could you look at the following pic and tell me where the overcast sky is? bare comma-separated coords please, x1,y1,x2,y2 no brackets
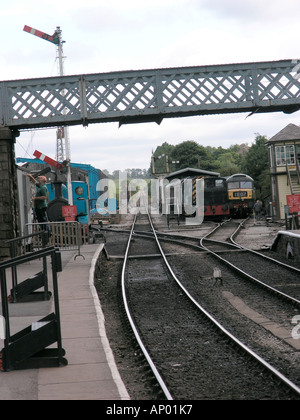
2,0,300,172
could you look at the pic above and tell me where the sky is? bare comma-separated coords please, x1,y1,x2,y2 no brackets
2,0,300,172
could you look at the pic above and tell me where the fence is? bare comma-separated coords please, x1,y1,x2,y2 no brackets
26,221,89,259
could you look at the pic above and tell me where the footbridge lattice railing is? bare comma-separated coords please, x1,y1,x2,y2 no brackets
1,59,300,130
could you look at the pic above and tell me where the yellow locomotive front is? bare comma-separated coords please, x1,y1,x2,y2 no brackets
227,174,255,217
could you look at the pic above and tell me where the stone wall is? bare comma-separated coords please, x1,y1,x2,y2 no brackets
0,129,19,260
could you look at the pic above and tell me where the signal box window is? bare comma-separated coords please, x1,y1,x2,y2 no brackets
275,145,295,166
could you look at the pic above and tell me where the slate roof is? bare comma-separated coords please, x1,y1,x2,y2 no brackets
268,123,300,143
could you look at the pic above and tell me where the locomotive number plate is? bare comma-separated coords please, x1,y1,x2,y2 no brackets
233,191,247,197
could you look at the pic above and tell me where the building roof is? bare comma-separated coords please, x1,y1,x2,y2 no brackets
268,123,300,143
165,167,220,180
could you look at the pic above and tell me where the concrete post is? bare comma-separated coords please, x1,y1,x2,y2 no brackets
0,128,20,260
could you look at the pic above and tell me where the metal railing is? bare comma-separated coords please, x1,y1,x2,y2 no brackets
6,230,49,258
5,231,50,302
0,247,67,370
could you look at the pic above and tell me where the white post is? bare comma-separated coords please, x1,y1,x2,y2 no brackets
56,27,73,205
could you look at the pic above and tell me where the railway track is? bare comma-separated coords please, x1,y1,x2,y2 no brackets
200,219,300,303
119,212,300,400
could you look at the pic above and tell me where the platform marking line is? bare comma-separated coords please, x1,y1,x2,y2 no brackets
89,245,130,400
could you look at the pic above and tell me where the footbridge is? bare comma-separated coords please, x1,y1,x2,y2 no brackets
1,58,300,258
1,59,300,130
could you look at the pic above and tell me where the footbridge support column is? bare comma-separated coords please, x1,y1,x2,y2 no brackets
0,128,20,260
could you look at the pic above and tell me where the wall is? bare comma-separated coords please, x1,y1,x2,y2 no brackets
277,175,292,219
0,129,19,260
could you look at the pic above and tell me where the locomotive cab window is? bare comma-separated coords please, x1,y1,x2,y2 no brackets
227,181,239,189
228,180,252,189
240,181,252,189
215,179,225,187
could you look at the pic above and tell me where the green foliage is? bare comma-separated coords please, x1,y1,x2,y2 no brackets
241,134,268,178
152,140,248,176
240,134,270,199
151,142,176,173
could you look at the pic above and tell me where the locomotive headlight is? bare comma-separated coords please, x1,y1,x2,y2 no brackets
75,186,84,196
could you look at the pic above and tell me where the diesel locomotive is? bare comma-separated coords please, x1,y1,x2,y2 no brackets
226,173,255,217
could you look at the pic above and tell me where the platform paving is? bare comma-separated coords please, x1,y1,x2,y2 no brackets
0,244,130,400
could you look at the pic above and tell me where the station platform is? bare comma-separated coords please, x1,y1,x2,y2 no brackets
270,230,300,262
0,244,130,400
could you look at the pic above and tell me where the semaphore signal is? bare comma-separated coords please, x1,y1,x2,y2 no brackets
23,25,59,45
23,24,73,205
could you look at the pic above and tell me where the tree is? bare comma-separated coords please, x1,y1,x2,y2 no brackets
172,141,209,171
151,142,175,174
242,135,268,178
214,151,240,176
125,168,150,179
241,134,270,199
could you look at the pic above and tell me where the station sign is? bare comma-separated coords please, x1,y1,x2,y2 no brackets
62,205,77,221
287,194,300,213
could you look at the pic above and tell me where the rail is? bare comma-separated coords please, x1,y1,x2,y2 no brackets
121,214,173,400
149,215,300,396
201,220,300,306
122,214,300,399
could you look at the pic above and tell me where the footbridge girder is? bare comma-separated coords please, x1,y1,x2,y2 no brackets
1,59,300,130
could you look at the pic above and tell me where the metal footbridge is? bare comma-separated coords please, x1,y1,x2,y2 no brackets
1,59,300,130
